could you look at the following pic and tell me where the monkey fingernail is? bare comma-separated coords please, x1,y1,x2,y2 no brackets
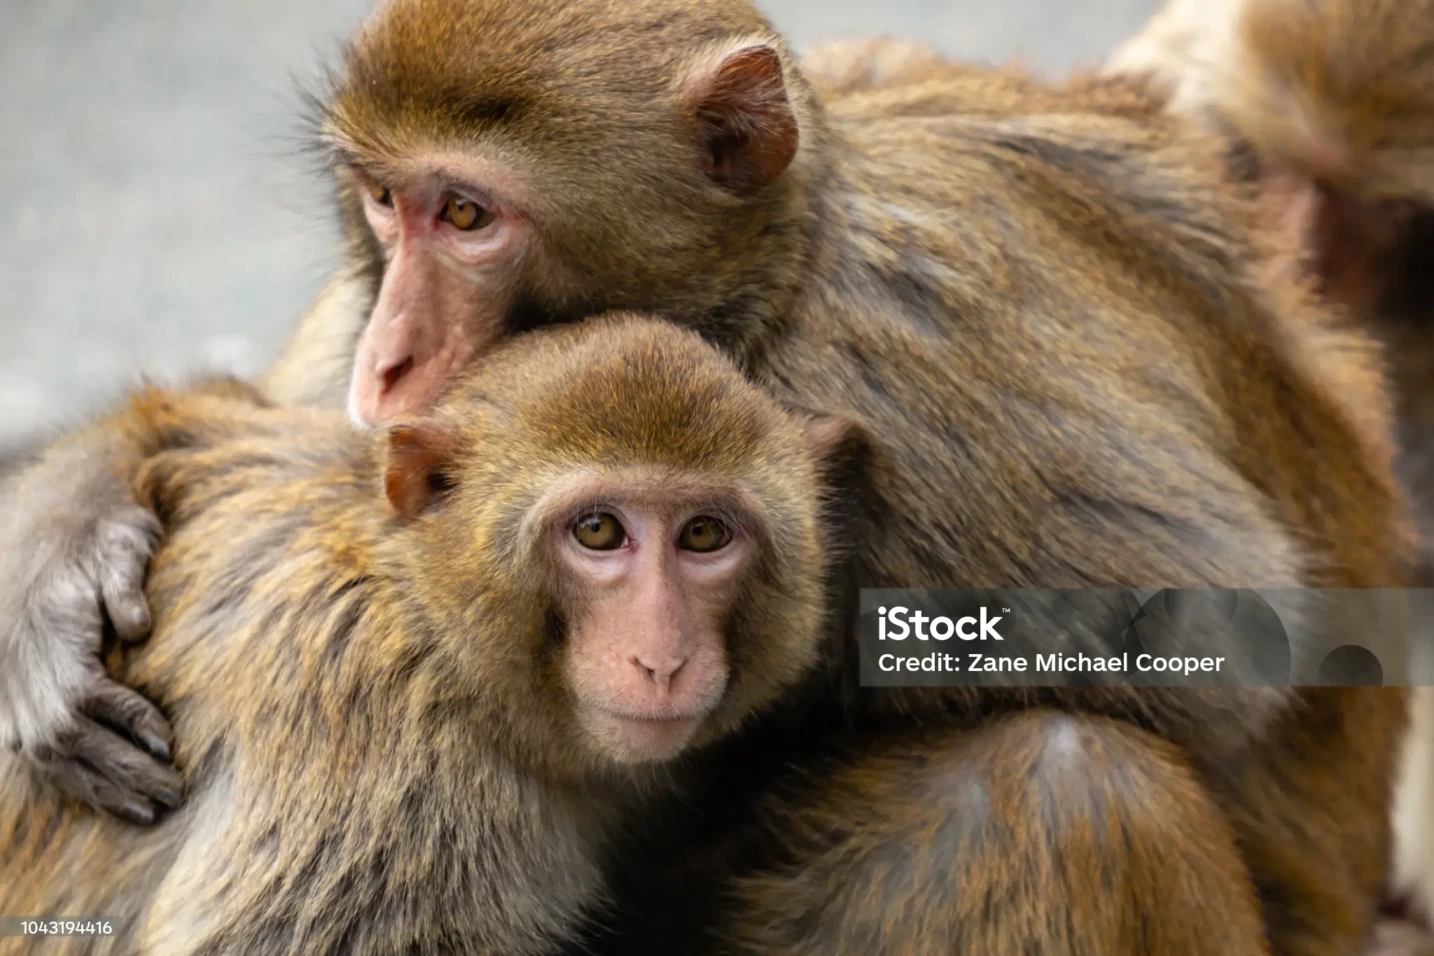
127,601,152,635
117,800,156,826
139,732,172,763
115,600,152,642
154,785,182,809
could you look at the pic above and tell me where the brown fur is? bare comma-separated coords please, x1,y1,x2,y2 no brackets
0,316,832,955
800,37,965,99
3,0,1415,951
802,36,1171,124
303,2,1416,952
726,712,1272,956
1111,0,1434,934
274,2,1415,951
1157,0,1434,568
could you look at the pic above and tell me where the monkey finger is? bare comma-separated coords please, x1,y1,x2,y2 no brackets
34,753,165,826
63,717,184,814
102,587,151,644
94,510,160,643
81,679,175,765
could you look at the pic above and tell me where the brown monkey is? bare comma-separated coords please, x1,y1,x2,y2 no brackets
1110,0,1434,932
0,1,1412,953
1112,0,1434,567
0,314,842,955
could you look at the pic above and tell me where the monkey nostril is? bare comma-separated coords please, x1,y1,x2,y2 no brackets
379,356,416,394
632,657,661,684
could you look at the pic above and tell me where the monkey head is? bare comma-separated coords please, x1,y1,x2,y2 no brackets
320,0,818,425
1180,0,1434,318
375,314,854,778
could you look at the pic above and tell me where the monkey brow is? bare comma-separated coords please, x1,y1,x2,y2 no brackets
450,96,521,128
527,473,764,536
330,79,524,148
318,131,394,174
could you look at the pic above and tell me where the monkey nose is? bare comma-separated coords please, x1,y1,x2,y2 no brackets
631,653,688,693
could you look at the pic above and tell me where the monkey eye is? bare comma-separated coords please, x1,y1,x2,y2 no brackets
362,177,394,208
573,512,627,551
441,195,495,232
678,516,732,553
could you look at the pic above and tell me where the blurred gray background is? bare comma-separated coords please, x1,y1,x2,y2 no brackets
0,0,1159,460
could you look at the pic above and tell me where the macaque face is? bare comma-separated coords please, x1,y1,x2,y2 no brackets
346,160,535,425
380,317,834,780
327,0,804,432
539,477,759,763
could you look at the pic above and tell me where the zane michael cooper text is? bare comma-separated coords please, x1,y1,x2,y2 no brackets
872,605,1229,676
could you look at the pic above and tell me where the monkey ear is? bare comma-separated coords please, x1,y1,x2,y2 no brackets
802,415,871,487
1264,171,1404,310
384,424,460,519
684,43,799,193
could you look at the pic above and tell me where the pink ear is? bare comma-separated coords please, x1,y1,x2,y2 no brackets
685,43,799,193
384,424,459,518
802,415,870,485
1264,170,1403,312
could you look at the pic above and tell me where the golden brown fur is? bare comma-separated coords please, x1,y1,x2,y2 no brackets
0,315,833,955
726,712,1272,956
314,3,1412,953
800,37,965,99
0,0,1416,952
1111,0,1434,934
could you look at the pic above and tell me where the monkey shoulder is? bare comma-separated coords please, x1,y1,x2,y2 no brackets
777,110,1378,588
128,418,389,715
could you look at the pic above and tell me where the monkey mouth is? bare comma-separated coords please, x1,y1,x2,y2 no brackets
597,703,711,723
579,706,708,764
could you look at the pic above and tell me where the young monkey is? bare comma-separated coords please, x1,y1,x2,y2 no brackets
0,314,848,955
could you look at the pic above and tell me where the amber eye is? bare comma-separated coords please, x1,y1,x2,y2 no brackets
362,177,393,207
678,516,732,553
441,196,494,231
573,512,626,551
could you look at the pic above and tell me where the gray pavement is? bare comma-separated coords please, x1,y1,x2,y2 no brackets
0,0,1159,458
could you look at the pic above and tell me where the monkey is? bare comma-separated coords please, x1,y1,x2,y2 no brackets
0,313,851,955
0,0,1413,952
1109,0,1434,569
1107,0,1434,934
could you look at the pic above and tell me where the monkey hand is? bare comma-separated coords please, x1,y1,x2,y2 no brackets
0,434,183,824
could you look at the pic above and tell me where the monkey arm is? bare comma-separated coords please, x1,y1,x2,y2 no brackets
0,418,176,823
118,377,274,460
0,374,271,826
1,183,367,828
